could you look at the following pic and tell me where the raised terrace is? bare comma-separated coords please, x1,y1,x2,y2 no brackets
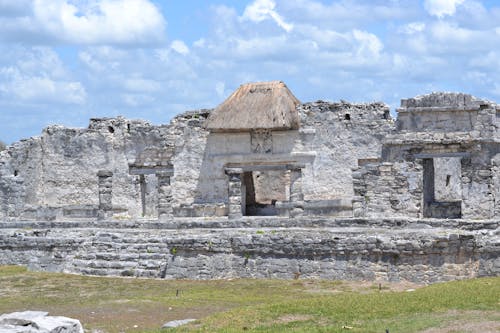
0,83,499,283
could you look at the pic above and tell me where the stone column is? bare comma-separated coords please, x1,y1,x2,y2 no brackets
225,168,243,219
97,170,113,220
157,170,173,219
289,167,304,217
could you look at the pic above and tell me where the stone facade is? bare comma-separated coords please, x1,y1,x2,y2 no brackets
354,92,500,220
0,84,499,283
0,90,498,220
0,85,396,220
0,218,498,283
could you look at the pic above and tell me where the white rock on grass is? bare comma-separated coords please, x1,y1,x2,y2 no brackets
0,311,83,333
161,319,196,329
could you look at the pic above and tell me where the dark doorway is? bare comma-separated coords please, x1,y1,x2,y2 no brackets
242,170,288,216
422,158,462,218
136,173,158,218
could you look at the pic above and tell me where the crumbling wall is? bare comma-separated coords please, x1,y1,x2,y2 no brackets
299,101,394,201
167,111,211,207
461,157,495,219
493,154,500,217
0,138,44,218
434,157,462,201
0,100,395,220
396,93,488,132
0,219,498,283
353,161,422,218
0,117,174,220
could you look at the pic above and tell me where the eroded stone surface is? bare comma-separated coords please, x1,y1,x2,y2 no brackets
0,218,498,283
0,311,83,333
0,87,499,283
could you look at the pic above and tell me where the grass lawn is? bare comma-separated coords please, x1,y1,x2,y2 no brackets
0,266,498,332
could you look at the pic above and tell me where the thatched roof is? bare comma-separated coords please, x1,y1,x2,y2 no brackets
206,81,301,132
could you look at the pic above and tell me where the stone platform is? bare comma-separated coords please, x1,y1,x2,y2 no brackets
0,217,498,284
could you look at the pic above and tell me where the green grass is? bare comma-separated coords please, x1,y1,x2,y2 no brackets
0,266,498,333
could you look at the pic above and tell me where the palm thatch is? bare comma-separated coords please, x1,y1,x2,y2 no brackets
206,81,301,132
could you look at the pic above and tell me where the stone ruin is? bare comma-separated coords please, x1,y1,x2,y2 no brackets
0,81,498,283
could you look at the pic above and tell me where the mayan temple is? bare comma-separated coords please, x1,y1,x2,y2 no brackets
0,81,498,283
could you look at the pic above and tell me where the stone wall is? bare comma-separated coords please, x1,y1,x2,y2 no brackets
461,157,496,219
0,95,408,221
354,92,500,220
396,92,489,132
0,117,175,220
298,101,394,201
0,218,498,283
434,157,462,201
0,92,497,221
353,161,422,218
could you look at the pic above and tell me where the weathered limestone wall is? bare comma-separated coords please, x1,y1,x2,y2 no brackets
434,157,462,202
298,101,394,201
0,92,496,221
353,161,423,218
493,154,500,217
169,101,394,217
253,170,289,204
355,93,500,220
0,218,498,283
396,93,486,132
461,157,496,219
0,117,174,220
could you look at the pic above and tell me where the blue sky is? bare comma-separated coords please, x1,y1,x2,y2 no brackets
1,0,500,143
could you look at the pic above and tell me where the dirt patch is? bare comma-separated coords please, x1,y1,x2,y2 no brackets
420,320,500,333
275,314,313,324
301,279,425,294
419,310,500,333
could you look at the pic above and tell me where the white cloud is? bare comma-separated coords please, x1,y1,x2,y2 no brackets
1,0,167,45
170,40,190,55
296,25,349,50
0,47,86,105
398,22,426,35
431,21,474,41
0,66,86,105
279,0,417,30
424,0,465,18
242,0,293,32
4,0,500,146
0,71,86,104
352,30,383,59
79,51,106,72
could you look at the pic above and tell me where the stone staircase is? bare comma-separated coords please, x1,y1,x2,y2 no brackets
0,218,498,283
68,231,171,278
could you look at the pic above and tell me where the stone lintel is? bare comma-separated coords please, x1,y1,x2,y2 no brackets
225,163,305,172
224,167,243,175
414,152,471,159
155,169,174,178
129,165,173,176
97,170,113,177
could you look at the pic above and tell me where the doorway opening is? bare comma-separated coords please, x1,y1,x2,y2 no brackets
422,157,462,218
137,174,158,217
242,170,289,216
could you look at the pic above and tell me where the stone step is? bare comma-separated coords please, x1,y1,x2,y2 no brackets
84,241,170,251
70,258,165,272
74,251,168,261
70,266,161,278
